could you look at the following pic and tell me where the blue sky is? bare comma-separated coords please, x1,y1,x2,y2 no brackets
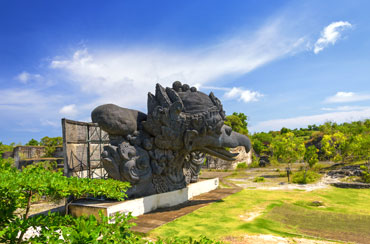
1,0,370,144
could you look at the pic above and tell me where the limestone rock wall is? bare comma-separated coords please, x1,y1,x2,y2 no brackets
205,146,252,170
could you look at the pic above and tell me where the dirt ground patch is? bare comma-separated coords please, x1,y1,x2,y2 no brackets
229,175,340,191
223,234,340,244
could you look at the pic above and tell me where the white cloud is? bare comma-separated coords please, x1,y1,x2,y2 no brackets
321,105,370,111
50,21,306,111
249,107,370,132
0,89,66,129
314,21,352,54
15,71,42,84
325,91,370,103
40,119,59,127
59,104,78,117
223,87,263,103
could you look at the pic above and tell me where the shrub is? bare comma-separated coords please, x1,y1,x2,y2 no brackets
292,170,321,184
0,161,130,243
236,162,247,169
253,176,265,182
360,165,370,183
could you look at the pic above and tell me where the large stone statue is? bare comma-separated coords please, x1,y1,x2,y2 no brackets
91,81,251,198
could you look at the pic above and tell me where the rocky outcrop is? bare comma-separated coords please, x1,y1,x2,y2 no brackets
332,182,370,189
205,146,252,170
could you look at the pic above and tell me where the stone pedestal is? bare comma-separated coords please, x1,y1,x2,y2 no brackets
68,178,219,222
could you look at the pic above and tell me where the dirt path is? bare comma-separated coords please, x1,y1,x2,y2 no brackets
224,234,341,244
230,175,340,191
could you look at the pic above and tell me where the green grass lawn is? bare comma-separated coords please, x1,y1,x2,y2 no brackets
149,187,370,243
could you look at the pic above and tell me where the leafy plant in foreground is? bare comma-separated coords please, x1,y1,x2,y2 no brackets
0,160,130,243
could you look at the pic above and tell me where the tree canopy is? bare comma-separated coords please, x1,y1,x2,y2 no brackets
224,112,248,135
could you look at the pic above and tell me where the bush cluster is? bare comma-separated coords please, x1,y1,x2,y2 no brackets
292,170,321,184
236,162,247,169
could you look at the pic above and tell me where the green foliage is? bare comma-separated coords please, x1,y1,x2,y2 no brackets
224,112,248,135
251,132,273,156
253,176,265,182
58,211,140,243
236,162,247,169
39,136,63,157
280,127,291,134
0,142,14,158
251,119,370,165
360,165,370,183
292,170,320,184
321,132,347,162
304,145,319,168
269,132,306,165
0,162,130,243
347,134,370,162
26,139,39,146
39,136,63,147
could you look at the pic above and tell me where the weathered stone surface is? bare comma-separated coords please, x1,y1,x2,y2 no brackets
205,146,252,170
92,104,147,136
327,164,369,177
332,182,370,189
91,81,252,198
12,146,64,169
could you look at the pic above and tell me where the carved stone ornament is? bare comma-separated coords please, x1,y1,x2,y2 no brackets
91,81,252,198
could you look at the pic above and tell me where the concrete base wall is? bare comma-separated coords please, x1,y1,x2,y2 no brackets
69,178,219,222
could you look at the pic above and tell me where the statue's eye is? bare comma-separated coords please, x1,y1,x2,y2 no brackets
225,126,232,136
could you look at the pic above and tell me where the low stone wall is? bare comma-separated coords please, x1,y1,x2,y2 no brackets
12,146,64,169
1,151,13,159
18,158,64,170
332,182,370,189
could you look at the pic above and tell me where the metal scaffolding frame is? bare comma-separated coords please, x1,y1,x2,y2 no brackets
62,118,109,179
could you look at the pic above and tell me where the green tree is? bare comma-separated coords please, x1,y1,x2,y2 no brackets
251,132,273,156
269,132,306,165
224,112,248,135
25,139,39,146
347,134,370,162
304,145,319,168
280,127,291,134
39,136,63,157
321,132,347,162
40,136,63,147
